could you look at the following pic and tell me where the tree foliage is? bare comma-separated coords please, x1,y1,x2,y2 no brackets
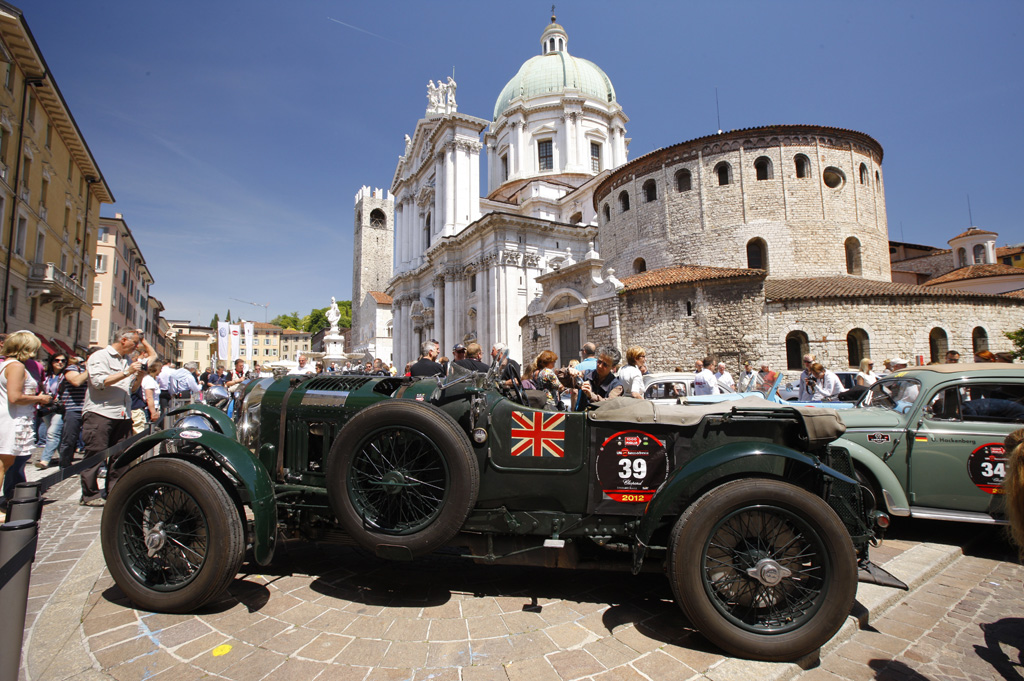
1005,327,1024,361
271,300,352,333
210,312,220,328
226,309,232,323
270,311,303,330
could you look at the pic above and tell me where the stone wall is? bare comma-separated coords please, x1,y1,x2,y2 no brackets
890,251,955,279
351,188,394,350
594,126,890,283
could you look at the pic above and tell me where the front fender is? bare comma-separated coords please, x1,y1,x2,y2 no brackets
835,437,911,516
637,442,856,547
167,402,236,439
110,428,276,565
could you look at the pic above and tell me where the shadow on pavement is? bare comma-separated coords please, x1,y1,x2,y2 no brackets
975,618,1024,681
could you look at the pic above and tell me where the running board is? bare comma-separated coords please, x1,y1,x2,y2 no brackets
858,561,908,590
910,506,1007,525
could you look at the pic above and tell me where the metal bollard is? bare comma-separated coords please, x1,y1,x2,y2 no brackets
5,497,41,523
0,519,38,681
12,481,41,501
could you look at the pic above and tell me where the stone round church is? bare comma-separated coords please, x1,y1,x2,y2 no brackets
350,16,1022,375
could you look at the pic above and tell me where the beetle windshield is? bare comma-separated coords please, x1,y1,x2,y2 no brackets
860,377,922,412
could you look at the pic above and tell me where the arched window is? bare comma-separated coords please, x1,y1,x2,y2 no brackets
549,38,555,53
754,156,773,181
875,170,880,184
973,244,986,264
619,191,630,212
795,154,811,179
633,258,646,274
686,301,693,316
957,248,968,268
845,237,862,275
859,163,869,185
603,204,610,222
746,238,768,270
675,169,692,192
424,213,431,249
972,327,989,355
786,331,809,371
929,327,949,364
822,167,846,189
370,208,386,229
715,162,733,186
569,212,582,225
847,328,869,368
643,179,657,202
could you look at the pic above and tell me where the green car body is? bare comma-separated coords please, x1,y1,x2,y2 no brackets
836,363,1023,525
99,361,900,662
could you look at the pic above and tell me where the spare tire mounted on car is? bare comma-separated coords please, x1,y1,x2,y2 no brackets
326,400,480,559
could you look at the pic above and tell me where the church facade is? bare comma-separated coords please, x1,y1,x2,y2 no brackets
351,16,1023,374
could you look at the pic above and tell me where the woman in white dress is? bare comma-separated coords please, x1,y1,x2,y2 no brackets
1,331,54,507
618,346,647,398
856,358,879,387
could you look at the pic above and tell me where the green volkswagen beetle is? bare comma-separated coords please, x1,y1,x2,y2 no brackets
96,355,902,662
837,363,1023,525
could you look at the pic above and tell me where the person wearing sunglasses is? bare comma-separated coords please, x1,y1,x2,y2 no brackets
35,354,68,469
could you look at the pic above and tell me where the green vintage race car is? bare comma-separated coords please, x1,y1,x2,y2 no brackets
98,357,900,661
836,362,1023,525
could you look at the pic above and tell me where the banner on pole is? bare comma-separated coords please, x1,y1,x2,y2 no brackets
244,322,254,361
229,324,241,362
217,322,229,361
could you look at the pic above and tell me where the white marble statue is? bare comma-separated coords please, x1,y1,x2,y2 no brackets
446,76,457,113
427,80,441,113
326,296,342,335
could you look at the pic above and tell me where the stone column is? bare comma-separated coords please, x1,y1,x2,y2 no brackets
509,122,519,178
434,153,444,244
434,277,445,353
444,271,456,352
444,144,455,235
469,143,481,223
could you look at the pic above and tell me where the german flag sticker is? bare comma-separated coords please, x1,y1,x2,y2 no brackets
915,435,928,442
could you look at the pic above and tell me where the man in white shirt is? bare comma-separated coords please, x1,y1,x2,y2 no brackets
157,361,175,414
294,354,317,375
715,362,735,391
693,359,719,395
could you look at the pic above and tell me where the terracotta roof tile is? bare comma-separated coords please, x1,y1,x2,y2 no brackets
949,227,998,242
620,265,764,292
764,276,1015,302
997,245,1024,257
922,263,1024,286
369,291,393,305
1003,288,1024,298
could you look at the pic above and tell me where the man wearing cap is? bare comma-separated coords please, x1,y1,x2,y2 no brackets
455,342,489,372
452,343,468,364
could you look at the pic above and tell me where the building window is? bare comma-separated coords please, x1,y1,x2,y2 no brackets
45,123,52,149
618,191,630,212
603,204,610,222
633,258,646,274
3,62,11,90
929,327,949,363
501,154,508,181
754,156,773,181
26,92,35,127
859,163,869,185
6,286,15,316
973,244,986,264
28,297,36,324
675,169,691,192
795,154,811,179
370,209,386,229
686,301,693,316
847,328,869,368
34,232,44,264
957,247,968,268
746,238,768,271
845,237,862,275
642,180,657,202
972,327,988,355
469,274,476,293
786,331,809,370
54,310,61,332
715,162,732,186
14,217,26,257
538,140,553,171
590,142,601,172
95,254,107,272
875,170,880,185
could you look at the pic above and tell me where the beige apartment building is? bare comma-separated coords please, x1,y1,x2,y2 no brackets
90,214,154,347
240,322,311,365
166,320,214,368
0,2,114,355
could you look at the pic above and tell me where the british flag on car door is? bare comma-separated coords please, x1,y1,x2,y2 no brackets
510,411,566,457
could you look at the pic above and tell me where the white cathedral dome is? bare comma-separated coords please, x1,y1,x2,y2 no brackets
492,18,617,120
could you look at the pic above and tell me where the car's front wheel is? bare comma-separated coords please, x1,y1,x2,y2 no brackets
667,478,857,661
101,458,245,613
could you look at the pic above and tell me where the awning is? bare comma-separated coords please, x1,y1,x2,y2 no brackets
34,333,58,356
51,338,74,355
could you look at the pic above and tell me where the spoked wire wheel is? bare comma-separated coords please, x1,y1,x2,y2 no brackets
347,425,450,534
328,400,479,558
668,479,857,661
101,458,244,613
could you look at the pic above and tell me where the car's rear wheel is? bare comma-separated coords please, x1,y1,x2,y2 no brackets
667,478,857,661
326,400,479,558
101,458,244,613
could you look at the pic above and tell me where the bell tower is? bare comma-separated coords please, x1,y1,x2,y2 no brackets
351,186,394,351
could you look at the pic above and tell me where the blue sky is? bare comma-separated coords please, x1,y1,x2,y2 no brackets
24,1,1024,326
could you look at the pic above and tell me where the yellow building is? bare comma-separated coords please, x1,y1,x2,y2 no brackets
241,322,311,365
166,320,214,368
0,3,114,354
90,214,153,347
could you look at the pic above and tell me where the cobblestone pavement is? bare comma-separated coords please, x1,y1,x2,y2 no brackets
14,473,1024,681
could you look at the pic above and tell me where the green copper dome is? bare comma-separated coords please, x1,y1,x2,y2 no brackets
493,51,617,121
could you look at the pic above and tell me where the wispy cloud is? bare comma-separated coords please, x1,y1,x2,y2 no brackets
326,16,404,46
